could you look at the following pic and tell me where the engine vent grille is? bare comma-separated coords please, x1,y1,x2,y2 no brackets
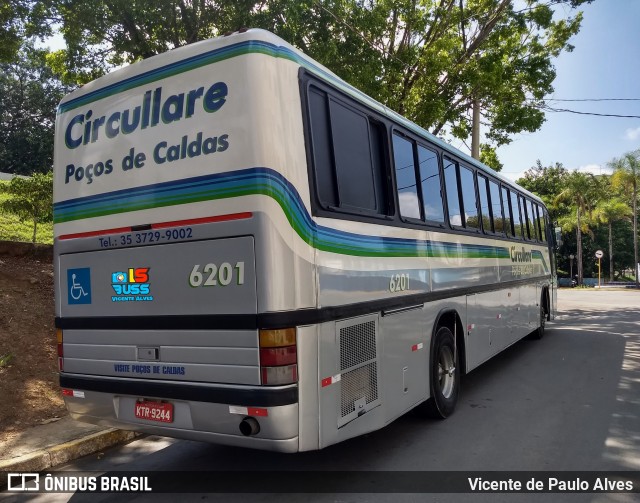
337,316,379,426
339,320,376,371
340,362,378,418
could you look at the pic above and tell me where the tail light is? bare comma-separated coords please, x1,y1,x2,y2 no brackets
259,328,297,385
57,328,64,371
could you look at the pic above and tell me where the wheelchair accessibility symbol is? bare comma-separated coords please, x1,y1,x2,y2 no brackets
67,268,92,305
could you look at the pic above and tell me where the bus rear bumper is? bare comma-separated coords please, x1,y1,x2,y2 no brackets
61,374,300,453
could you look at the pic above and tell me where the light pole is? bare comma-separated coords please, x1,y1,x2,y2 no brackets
569,254,575,282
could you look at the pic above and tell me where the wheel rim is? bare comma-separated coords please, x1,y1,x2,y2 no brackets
437,345,455,399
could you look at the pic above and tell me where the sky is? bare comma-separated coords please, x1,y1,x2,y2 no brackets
494,0,640,181
43,1,639,183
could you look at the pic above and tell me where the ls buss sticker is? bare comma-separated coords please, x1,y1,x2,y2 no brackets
111,267,154,302
67,268,92,305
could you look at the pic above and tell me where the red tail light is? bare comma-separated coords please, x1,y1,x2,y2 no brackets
259,346,297,366
259,328,297,385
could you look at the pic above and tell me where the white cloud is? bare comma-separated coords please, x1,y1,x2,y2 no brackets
574,164,612,176
624,127,640,141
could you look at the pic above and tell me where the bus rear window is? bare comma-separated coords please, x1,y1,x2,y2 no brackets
307,85,388,216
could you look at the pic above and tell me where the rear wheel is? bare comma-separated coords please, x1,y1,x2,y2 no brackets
531,297,546,340
419,326,459,419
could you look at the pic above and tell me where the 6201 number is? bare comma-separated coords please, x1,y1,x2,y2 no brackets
389,273,410,292
189,262,245,287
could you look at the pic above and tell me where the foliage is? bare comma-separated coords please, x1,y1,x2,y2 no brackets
609,149,640,286
518,152,639,282
554,171,601,284
41,0,592,161
0,0,53,64
517,160,570,221
0,353,14,368
0,43,73,175
0,172,54,243
479,144,503,172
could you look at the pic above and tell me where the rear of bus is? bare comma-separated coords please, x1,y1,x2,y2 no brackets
54,30,316,452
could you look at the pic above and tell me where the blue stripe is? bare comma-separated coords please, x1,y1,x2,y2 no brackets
54,168,541,261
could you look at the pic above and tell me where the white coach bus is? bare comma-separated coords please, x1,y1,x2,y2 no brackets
54,29,556,452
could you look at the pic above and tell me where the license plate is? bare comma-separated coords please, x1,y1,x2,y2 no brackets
134,401,174,423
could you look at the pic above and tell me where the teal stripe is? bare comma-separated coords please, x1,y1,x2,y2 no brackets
59,41,300,114
55,167,551,268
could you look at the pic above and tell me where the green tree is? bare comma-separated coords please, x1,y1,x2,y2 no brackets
517,160,570,222
45,0,592,159
0,43,71,175
610,149,640,286
593,198,632,282
0,1,53,63
555,171,599,285
0,172,53,243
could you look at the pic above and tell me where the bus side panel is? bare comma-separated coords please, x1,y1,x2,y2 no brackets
296,324,320,452
317,298,471,450
379,308,429,421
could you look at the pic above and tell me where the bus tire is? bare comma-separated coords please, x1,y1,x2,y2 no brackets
420,326,459,419
532,300,546,340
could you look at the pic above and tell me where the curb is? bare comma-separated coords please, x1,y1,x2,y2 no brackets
0,429,140,487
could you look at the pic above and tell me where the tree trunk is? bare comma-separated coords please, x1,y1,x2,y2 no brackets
577,207,583,285
634,181,638,287
32,220,37,244
609,222,614,283
471,98,480,159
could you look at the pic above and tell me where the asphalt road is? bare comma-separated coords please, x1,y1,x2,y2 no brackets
8,289,640,502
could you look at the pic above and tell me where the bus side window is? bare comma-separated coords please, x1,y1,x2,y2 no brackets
489,180,504,233
523,199,531,240
537,204,547,242
526,199,538,241
510,192,523,239
477,174,492,232
417,145,445,224
459,166,479,229
307,85,388,216
502,187,513,237
444,159,462,227
308,87,337,208
328,98,379,212
393,133,421,220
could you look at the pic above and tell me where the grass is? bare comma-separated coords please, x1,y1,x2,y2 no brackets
0,354,14,368
0,181,53,245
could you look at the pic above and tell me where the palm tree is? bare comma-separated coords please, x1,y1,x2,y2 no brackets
593,198,632,282
555,171,597,285
610,149,640,286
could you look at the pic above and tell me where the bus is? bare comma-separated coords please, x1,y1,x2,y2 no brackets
54,29,556,453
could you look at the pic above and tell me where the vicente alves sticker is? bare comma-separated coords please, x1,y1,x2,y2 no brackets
111,267,153,302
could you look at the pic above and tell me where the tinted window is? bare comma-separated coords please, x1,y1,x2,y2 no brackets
511,192,523,238
526,199,538,240
393,134,421,219
417,145,445,223
537,204,547,242
309,88,336,207
444,159,462,226
489,180,504,233
477,174,492,232
368,122,388,214
460,166,478,229
502,187,513,237
329,99,377,211
307,85,388,215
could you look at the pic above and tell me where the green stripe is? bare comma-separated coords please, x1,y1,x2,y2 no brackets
58,42,298,114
